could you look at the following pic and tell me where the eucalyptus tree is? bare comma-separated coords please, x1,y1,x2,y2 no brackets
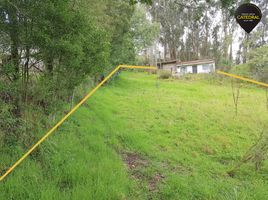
130,4,160,64
150,0,186,60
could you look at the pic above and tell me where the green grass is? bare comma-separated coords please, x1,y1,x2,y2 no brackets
1,71,268,199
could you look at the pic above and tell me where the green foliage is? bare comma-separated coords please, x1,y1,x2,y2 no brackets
110,32,136,65
230,64,251,77
0,80,21,144
131,5,160,53
129,0,152,4
248,45,268,82
230,130,268,175
231,45,268,82
104,0,136,66
0,0,155,177
0,102,18,142
217,57,233,71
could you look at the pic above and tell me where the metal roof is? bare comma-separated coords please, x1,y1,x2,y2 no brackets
158,59,215,66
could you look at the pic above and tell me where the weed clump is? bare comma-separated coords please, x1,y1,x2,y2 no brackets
228,130,268,176
158,70,171,79
201,145,215,155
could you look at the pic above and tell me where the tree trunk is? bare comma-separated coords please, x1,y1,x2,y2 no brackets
8,6,20,81
229,40,233,62
7,4,21,117
47,57,54,75
242,34,249,64
222,11,228,60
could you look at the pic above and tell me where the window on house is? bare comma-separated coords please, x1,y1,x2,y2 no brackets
181,67,186,73
202,64,210,71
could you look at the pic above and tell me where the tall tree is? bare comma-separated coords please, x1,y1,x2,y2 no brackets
130,4,160,64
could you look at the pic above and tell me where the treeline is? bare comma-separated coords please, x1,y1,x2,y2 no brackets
149,0,268,75
0,0,157,154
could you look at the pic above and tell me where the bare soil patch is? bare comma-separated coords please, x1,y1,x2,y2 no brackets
122,152,149,170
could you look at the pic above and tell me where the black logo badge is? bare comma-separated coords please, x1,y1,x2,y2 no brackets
235,3,262,33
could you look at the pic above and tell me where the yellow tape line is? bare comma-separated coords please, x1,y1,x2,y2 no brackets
0,65,157,182
120,65,157,70
217,70,268,88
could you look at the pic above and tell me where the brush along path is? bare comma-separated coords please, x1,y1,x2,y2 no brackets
1,72,268,199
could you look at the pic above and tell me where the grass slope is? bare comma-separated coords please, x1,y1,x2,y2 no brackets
1,71,268,199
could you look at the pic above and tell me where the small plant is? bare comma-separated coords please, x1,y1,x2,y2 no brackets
266,88,268,110
158,70,171,79
231,79,241,116
228,129,268,176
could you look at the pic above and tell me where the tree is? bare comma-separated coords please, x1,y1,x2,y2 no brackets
248,45,268,82
150,0,186,60
130,4,160,64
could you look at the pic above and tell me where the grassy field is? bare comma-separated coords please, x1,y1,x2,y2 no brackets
1,71,268,199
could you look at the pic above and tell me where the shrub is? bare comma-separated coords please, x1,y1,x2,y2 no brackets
158,70,171,79
248,45,268,82
230,64,251,77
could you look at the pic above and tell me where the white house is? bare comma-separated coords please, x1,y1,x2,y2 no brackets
157,59,215,75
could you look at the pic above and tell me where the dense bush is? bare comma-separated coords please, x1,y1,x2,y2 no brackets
248,45,268,82
229,46,268,82
230,64,251,77
158,70,171,79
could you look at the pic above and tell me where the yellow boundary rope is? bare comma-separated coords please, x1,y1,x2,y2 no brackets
0,65,157,182
217,70,268,88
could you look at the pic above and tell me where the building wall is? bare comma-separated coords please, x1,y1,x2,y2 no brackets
212,63,216,71
186,66,192,73
161,61,216,75
197,65,208,73
197,63,215,73
162,63,176,72
178,63,215,74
